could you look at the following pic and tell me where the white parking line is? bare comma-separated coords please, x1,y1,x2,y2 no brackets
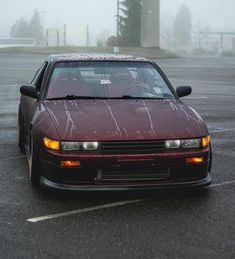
185,95,235,100
163,65,235,69
27,199,143,223
0,105,18,107
0,155,26,161
0,125,17,129
210,128,235,133
185,96,208,99
169,78,235,86
0,94,18,97
27,180,235,223
209,180,235,188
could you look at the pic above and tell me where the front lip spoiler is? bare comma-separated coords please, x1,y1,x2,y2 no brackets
40,175,212,191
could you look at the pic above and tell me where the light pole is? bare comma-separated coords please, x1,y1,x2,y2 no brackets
39,11,46,34
39,10,46,46
116,0,120,38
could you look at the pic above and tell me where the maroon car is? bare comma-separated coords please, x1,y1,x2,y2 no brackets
18,54,212,190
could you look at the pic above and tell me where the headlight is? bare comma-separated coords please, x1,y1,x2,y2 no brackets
165,137,210,149
180,139,201,148
61,141,99,151
82,142,99,150
61,142,80,151
165,140,180,149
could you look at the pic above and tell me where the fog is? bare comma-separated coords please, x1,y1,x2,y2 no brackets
0,0,117,37
1,0,235,33
162,0,235,29
0,0,235,53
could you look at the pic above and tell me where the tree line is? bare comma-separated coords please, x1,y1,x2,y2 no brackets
109,1,192,48
10,9,43,45
10,1,192,48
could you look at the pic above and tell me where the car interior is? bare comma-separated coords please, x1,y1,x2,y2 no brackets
46,63,173,99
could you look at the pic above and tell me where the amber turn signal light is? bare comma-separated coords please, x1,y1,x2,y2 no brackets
43,137,60,151
186,157,204,164
61,160,81,167
202,136,211,148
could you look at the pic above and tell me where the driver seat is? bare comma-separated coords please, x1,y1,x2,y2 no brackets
108,69,134,97
47,70,91,98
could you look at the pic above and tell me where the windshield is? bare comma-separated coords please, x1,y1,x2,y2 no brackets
46,61,175,99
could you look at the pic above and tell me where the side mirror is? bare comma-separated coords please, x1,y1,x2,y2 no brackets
176,86,192,98
20,85,39,99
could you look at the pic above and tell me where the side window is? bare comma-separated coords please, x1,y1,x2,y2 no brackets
31,62,48,92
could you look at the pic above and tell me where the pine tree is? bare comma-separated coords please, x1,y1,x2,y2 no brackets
10,9,43,45
10,18,29,38
28,10,43,45
118,0,141,46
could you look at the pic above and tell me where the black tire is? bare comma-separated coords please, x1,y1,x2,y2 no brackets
18,108,25,153
29,131,41,186
209,144,213,172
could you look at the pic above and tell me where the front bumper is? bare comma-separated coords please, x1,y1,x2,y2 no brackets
40,174,212,191
39,148,211,190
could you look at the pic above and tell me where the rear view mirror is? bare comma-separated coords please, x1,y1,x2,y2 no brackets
176,86,192,98
20,85,39,99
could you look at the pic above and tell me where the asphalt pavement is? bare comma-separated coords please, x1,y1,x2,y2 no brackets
0,53,234,258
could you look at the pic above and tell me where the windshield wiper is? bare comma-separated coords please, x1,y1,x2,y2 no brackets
46,95,109,101
46,95,167,101
112,95,166,100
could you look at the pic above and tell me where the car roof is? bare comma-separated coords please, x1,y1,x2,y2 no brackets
47,53,151,63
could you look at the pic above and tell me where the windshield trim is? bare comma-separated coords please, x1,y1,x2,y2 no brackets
43,60,177,101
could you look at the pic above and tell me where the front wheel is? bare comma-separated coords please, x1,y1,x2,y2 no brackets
29,131,40,186
208,144,213,172
18,108,25,153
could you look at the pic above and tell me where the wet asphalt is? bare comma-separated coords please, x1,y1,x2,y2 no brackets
0,53,234,258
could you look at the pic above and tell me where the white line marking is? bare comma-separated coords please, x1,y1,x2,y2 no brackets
210,128,235,133
162,65,235,69
27,199,143,223
0,94,18,97
209,95,235,98
209,180,235,188
185,96,208,99
0,125,17,129
0,155,26,161
185,95,235,99
0,105,18,108
27,179,235,223
0,68,33,72
172,80,234,85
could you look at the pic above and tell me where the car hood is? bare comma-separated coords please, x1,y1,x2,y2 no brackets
44,99,208,141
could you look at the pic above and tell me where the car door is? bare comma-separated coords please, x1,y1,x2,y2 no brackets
22,62,49,146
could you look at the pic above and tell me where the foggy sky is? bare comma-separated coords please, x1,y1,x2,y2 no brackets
161,0,235,30
0,0,235,37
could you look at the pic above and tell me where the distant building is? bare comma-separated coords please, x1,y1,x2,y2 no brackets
232,38,235,51
0,38,35,48
198,28,235,53
63,24,89,47
141,0,160,48
46,28,59,47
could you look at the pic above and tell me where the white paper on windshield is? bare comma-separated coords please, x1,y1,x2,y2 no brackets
100,79,111,85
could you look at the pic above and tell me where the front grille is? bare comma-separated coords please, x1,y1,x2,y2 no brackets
101,140,165,154
97,168,169,183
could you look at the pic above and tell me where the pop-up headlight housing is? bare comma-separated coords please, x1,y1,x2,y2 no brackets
61,141,99,151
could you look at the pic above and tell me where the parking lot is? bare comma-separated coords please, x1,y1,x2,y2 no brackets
0,53,234,258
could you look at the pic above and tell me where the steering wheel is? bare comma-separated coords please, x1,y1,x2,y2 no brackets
123,83,149,95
